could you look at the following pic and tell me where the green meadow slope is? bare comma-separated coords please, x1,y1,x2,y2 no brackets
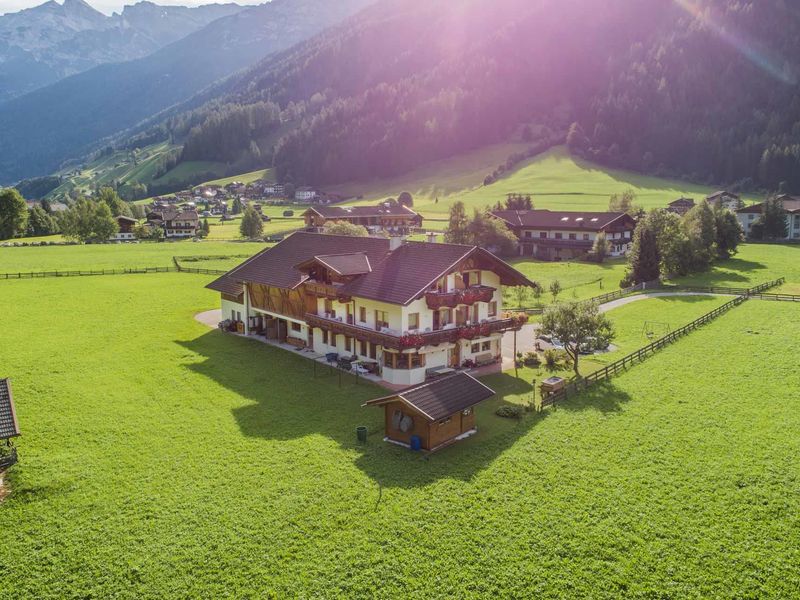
329,145,751,223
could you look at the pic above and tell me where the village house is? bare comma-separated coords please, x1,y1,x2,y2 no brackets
303,203,423,234
207,232,535,386
264,183,285,197
146,208,199,239
295,187,318,202
706,191,742,211
666,197,695,216
364,372,496,451
110,215,138,241
736,195,800,240
490,209,636,260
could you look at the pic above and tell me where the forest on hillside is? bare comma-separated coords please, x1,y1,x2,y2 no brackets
78,0,800,194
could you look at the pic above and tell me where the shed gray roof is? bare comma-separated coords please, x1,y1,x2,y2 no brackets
364,372,495,421
0,379,20,439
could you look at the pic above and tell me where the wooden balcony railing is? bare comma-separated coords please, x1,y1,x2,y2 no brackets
303,281,351,302
305,312,527,350
425,285,496,310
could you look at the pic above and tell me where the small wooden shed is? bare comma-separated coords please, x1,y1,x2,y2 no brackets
364,372,495,451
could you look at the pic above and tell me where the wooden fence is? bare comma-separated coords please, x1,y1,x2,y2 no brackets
172,256,228,275
673,277,785,296
540,294,749,408
0,266,176,279
748,292,800,302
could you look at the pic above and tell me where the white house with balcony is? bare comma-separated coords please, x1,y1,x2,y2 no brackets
737,196,800,240
207,232,536,386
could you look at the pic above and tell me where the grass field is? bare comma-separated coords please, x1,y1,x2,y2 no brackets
150,160,227,187
329,145,739,217
1,273,798,597
0,240,267,272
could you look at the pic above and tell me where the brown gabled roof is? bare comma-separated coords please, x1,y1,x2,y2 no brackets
363,372,495,421
116,215,138,223
295,252,372,276
207,232,536,306
490,209,633,231
306,204,420,219
737,198,800,214
669,197,695,206
0,379,21,439
707,191,740,200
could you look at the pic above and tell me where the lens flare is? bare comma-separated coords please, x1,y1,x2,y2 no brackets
674,0,796,85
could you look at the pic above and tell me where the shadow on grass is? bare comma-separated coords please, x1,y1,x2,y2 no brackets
674,257,768,285
179,330,631,489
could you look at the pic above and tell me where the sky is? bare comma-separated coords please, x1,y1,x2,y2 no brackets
0,0,251,16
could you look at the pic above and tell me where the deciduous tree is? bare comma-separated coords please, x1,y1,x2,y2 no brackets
0,188,29,240
322,220,369,237
239,206,264,239
541,302,614,376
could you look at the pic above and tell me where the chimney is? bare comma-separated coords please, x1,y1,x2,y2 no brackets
389,235,405,251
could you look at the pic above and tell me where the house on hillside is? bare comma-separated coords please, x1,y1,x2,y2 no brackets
490,209,636,260
303,203,423,234
736,196,800,240
206,232,535,386
110,215,138,241
295,187,318,202
364,372,496,451
666,197,695,216
146,208,199,239
264,183,284,197
706,191,742,211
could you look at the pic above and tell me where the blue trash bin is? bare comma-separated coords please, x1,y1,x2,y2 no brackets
409,435,422,451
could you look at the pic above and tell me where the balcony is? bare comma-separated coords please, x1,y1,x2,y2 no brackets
305,312,527,351
303,281,352,302
425,285,496,310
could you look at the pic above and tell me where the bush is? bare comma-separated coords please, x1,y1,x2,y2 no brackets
495,405,523,419
283,210,294,217
543,348,568,369
522,352,541,367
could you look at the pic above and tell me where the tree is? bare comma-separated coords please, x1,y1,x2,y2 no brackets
322,220,369,237
61,198,118,242
590,232,610,263
397,191,414,207
532,284,542,307
684,201,717,271
27,206,59,236
625,219,661,284
0,188,29,240
512,286,528,309
444,201,470,244
714,207,742,258
232,198,244,215
643,209,692,276
549,280,562,303
95,187,131,217
566,122,588,154
283,183,296,200
755,196,788,240
504,194,533,210
135,223,164,241
239,206,264,239
608,189,642,217
540,302,614,377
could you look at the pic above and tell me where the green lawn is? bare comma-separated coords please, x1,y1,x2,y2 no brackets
1,275,798,597
597,295,730,364
202,168,274,187
151,161,227,186
0,240,267,272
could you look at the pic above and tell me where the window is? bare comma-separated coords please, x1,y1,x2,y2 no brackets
583,234,590,241
555,232,563,240
322,330,328,345
291,322,302,332
488,301,497,317
472,303,479,323
324,299,333,315
481,341,491,352
439,308,451,326
359,306,367,322
375,310,389,330
408,312,419,330
231,309,236,320
569,233,576,240
345,336,351,352
471,343,480,353
525,230,532,238
360,340,368,356
539,232,547,239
